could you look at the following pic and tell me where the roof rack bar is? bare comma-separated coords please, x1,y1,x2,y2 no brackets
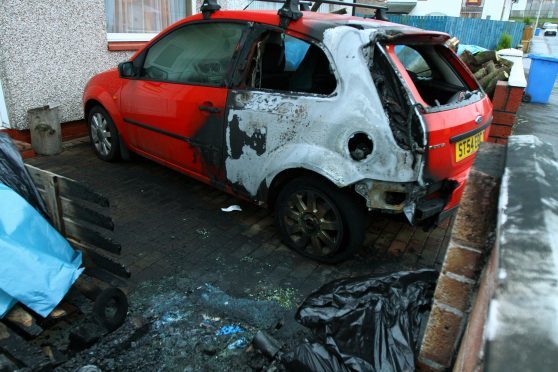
254,0,389,24
277,0,303,27
254,0,387,11
200,0,221,19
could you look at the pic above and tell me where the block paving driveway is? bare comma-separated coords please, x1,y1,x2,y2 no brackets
27,139,452,369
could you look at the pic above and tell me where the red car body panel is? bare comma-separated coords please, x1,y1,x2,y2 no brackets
384,43,492,212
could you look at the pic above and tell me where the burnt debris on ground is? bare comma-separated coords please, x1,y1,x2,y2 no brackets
57,273,302,371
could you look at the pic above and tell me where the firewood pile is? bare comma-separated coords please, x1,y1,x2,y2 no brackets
460,50,513,99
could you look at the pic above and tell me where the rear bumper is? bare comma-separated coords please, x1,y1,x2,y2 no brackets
355,168,469,225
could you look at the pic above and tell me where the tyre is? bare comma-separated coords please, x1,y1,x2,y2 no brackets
522,93,532,103
92,287,128,332
88,105,120,161
275,176,367,263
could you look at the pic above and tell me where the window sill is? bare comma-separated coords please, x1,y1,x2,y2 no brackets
108,41,147,51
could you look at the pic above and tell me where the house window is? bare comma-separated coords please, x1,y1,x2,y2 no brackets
105,0,188,42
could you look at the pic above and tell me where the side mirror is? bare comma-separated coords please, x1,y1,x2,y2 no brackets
118,61,135,78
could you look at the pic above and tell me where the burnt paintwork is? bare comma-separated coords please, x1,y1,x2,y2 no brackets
228,114,267,159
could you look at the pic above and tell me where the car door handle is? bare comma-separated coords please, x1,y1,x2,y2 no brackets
198,105,221,114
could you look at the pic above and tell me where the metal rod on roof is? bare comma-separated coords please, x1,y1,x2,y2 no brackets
253,0,388,11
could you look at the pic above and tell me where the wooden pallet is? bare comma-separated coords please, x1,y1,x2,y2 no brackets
0,165,130,370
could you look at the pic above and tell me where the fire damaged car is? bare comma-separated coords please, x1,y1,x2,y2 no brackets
83,0,492,263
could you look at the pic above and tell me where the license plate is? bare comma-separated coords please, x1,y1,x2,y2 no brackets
455,130,484,162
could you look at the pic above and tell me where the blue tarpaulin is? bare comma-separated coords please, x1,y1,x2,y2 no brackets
0,182,83,318
458,44,488,56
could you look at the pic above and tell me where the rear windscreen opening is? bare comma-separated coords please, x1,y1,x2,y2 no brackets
389,44,480,108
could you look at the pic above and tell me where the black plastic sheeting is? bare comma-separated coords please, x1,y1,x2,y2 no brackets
0,132,49,217
282,270,438,372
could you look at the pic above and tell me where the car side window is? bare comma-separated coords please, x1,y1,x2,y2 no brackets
140,22,246,86
395,45,432,78
246,31,336,95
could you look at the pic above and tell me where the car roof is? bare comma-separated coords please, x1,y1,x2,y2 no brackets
175,10,425,41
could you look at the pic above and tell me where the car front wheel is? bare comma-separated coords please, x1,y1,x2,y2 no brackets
88,106,120,162
275,176,367,263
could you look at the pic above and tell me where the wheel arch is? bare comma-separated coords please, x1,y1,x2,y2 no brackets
84,98,104,120
264,167,352,208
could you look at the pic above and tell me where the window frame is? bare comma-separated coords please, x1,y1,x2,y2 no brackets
104,0,194,43
129,20,252,88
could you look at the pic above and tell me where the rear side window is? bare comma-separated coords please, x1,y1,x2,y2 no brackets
391,44,474,107
395,46,431,78
140,23,245,85
246,32,336,95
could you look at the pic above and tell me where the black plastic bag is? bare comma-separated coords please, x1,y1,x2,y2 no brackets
0,132,49,217
282,270,437,372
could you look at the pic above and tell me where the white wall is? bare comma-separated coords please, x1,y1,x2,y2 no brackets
0,80,9,128
409,0,462,16
0,0,133,129
482,0,513,20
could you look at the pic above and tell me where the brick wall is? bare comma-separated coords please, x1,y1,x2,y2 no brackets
417,143,506,371
488,81,524,144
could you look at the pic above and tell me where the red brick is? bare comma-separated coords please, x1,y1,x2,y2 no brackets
417,359,444,372
452,167,500,250
453,248,498,372
489,124,513,138
420,304,463,368
493,110,516,126
491,81,509,111
443,243,483,279
505,86,525,113
434,273,474,312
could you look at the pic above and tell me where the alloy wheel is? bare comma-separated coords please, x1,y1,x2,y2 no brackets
90,112,112,156
282,189,344,257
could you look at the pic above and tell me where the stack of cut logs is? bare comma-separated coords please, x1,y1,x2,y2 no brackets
460,50,512,99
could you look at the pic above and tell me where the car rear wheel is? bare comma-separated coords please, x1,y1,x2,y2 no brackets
88,106,120,162
275,176,367,263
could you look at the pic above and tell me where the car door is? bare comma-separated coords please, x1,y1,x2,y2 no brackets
120,21,248,183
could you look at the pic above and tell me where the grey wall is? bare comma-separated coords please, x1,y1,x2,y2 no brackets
0,0,134,129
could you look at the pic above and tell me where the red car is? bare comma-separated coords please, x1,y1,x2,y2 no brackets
83,0,492,262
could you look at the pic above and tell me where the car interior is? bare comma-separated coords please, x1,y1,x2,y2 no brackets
245,31,337,95
395,44,473,106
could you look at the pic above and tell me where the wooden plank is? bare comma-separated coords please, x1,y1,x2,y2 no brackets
24,164,109,207
57,178,109,208
24,164,49,188
0,322,50,368
64,219,121,255
4,306,43,337
69,239,130,279
61,198,114,231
